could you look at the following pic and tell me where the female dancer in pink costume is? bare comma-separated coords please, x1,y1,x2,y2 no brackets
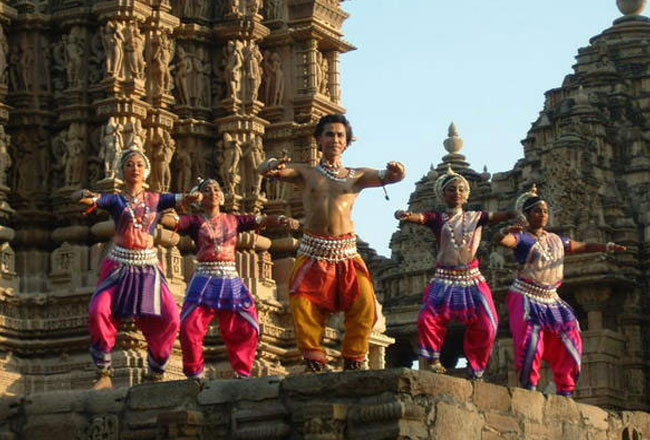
395,166,514,380
176,178,298,380
498,185,625,396
77,148,201,389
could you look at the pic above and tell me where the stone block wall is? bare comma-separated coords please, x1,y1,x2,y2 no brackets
0,368,647,439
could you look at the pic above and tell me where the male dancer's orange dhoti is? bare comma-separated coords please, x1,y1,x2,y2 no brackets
288,232,376,367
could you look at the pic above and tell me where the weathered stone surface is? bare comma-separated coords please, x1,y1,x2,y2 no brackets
199,376,282,405
22,413,87,440
281,369,410,398
511,388,545,422
473,381,511,412
544,394,581,422
128,380,200,410
0,396,20,426
410,371,473,402
1,370,649,439
431,401,483,439
578,402,609,431
484,413,521,435
23,390,82,415
81,388,130,414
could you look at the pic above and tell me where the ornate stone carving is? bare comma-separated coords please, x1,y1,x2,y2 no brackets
218,132,242,196
63,26,86,89
0,126,11,187
174,45,193,105
98,117,124,180
101,20,125,80
148,30,174,97
243,41,263,103
243,135,265,197
225,40,244,101
63,123,85,187
123,22,145,82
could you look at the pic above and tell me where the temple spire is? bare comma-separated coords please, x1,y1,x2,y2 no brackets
617,0,647,16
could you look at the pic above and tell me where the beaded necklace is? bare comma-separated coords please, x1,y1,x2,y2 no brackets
124,191,150,230
529,231,554,263
316,162,356,182
201,214,226,255
442,212,472,249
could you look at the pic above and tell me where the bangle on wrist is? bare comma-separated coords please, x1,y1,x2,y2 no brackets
606,242,615,253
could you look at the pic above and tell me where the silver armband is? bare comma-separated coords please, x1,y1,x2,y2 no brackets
378,169,388,181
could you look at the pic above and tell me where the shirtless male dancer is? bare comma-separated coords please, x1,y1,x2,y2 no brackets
258,114,406,372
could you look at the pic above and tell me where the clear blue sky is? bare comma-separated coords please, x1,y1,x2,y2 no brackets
339,1,624,257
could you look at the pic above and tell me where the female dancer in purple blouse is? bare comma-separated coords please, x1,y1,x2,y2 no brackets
395,166,514,380
498,185,625,396
175,178,298,380
76,148,200,389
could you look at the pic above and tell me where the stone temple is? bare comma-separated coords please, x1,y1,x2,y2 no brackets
1,0,650,438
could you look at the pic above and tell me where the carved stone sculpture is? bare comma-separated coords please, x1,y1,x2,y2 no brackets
151,128,176,192
149,30,174,96
246,0,262,17
194,46,210,107
63,123,85,187
219,132,241,195
98,117,124,179
174,45,193,105
102,20,125,79
269,51,284,105
123,22,145,81
225,40,243,101
63,27,85,89
244,42,263,102
243,135,265,196
0,126,11,187
175,147,192,193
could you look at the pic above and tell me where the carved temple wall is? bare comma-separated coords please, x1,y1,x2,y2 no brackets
0,0,394,395
1,369,649,439
369,7,650,410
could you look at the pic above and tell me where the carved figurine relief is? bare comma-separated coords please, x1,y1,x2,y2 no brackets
246,0,263,17
62,27,86,89
174,45,193,105
0,126,11,187
243,135,265,196
123,22,145,81
262,50,284,106
194,46,211,107
63,123,85,187
101,20,125,79
98,117,124,179
175,146,192,193
219,132,242,195
225,40,244,101
150,127,176,192
148,30,174,96
243,41,263,102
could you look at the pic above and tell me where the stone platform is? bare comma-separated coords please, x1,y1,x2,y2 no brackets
0,368,647,439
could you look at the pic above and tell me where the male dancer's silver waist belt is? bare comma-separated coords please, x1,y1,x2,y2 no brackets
511,278,559,304
195,261,239,278
109,245,159,266
432,266,485,286
297,232,359,262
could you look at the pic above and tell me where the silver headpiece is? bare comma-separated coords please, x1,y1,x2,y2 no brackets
433,165,470,201
119,147,151,179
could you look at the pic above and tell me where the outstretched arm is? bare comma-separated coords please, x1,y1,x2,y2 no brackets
259,214,301,230
257,156,303,184
71,189,100,206
495,225,524,249
568,240,626,254
356,161,406,189
394,209,425,225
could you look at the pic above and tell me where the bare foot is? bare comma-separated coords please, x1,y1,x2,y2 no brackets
92,375,113,390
